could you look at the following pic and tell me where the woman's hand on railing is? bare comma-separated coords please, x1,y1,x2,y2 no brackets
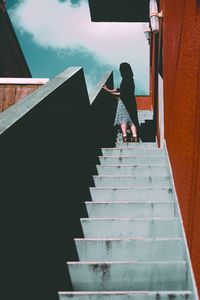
103,84,109,92
103,85,120,97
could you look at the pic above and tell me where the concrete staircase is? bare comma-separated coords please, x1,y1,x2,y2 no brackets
59,141,196,300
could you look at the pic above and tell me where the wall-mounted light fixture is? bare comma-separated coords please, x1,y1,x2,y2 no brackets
149,0,163,33
143,24,151,43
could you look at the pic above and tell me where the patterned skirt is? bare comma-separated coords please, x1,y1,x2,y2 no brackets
114,99,133,126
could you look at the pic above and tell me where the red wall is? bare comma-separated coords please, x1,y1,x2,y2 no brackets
136,96,152,110
161,0,200,291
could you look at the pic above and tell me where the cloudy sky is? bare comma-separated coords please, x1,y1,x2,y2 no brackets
7,0,150,94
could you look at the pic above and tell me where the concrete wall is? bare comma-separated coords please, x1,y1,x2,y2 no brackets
0,67,94,300
90,71,118,148
160,0,200,291
0,67,131,300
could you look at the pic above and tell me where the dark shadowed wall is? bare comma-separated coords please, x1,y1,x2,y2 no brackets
0,68,94,300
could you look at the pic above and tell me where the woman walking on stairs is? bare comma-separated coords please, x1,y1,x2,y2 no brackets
103,62,140,142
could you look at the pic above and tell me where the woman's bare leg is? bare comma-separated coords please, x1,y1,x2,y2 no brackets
121,123,127,142
121,123,127,136
130,124,137,136
130,124,138,142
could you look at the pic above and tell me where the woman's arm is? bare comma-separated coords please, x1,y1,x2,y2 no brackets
103,85,120,96
110,91,120,96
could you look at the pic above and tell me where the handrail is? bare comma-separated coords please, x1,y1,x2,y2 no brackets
89,71,113,104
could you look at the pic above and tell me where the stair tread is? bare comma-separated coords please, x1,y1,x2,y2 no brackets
93,175,170,178
90,187,172,189
96,165,168,167
67,261,186,264
75,238,182,241
98,156,165,158
82,217,178,220
85,201,174,204
59,291,192,294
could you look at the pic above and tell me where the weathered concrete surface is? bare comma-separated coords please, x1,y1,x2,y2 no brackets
75,238,184,261
115,142,157,149
96,165,169,176
80,218,180,238
100,149,165,157
89,187,173,202
60,134,197,299
85,202,175,218
59,291,192,300
98,156,167,165
93,176,171,188
67,261,187,291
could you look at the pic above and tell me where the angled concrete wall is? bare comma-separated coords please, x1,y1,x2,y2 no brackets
0,67,93,300
90,71,117,148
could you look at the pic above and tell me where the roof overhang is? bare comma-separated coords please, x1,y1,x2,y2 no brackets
88,0,149,22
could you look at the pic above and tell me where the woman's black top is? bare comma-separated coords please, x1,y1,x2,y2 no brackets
118,77,140,131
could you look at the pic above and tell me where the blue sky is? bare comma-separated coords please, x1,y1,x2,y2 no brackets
7,0,150,95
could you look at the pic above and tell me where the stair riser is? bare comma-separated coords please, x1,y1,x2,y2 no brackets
115,143,157,149
89,188,173,202
93,177,171,188
59,293,192,300
86,203,175,218
101,149,165,157
67,262,187,291
96,166,169,176
99,157,167,165
75,239,184,261
81,219,180,238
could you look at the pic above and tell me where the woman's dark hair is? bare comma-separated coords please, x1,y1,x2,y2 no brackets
119,62,134,78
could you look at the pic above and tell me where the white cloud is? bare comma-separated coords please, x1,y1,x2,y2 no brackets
9,0,149,93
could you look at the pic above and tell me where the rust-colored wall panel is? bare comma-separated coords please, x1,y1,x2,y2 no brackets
136,96,152,110
15,85,29,103
2,85,16,110
0,86,4,112
161,0,200,292
0,84,43,112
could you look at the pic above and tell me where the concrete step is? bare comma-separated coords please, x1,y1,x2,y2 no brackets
115,143,158,149
59,291,193,300
138,115,153,120
89,187,173,202
80,218,179,238
139,118,152,123
75,238,184,262
138,110,153,117
67,261,187,291
98,157,167,165
96,165,169,176
100,149,165,157
93,176,171,188
85,202,175,218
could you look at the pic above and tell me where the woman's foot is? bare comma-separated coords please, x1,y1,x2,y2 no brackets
122,135,127,142
131,135,138,142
